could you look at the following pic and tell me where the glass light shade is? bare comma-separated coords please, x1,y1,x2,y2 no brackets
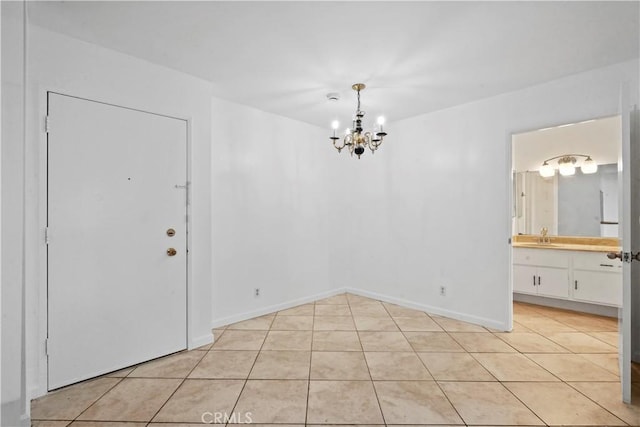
539,163,555,178
559,163,576,176
581,158,598,174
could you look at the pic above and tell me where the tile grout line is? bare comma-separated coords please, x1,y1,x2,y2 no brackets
383,301,468,426
304,300,316,425
584,330,620,348
563,380,632,426
507,323,622,379
465,377,548,427
449,315,549,427
225,314,275,426
489,328,575,354
348,294,388,426
517,303,617,332
461,351,559,425
34,375,125,424
145,348,209,424
500,306,627,426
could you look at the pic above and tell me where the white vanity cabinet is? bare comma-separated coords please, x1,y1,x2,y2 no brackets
513,247,621,307
572,252,622,306
513,249,570,298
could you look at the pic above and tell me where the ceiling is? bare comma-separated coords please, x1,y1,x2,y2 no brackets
28,1,640,128
512,115,621,172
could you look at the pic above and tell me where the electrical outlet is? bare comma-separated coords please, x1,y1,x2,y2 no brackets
439,286,446,296
254,288,260,297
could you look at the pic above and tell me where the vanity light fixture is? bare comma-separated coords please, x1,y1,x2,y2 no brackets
329,83,387,159
539,154,598,178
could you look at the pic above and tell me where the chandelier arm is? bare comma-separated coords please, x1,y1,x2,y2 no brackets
333,138,345,152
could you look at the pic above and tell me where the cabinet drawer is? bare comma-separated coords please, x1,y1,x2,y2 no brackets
572,251,622,273
513,248,569,268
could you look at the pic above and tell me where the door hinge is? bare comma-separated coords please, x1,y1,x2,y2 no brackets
45,227,50,245
622,251,640,263
45,338,49,356
45,116,51,133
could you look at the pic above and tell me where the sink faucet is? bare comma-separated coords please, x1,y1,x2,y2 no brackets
538,227,551,244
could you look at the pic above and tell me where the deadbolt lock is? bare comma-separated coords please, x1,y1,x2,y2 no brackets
167,248,177,256
166,228,176,237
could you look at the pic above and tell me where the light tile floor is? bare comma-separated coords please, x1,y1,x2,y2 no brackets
31,293,640,426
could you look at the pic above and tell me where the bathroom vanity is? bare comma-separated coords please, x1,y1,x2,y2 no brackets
512,235,621,308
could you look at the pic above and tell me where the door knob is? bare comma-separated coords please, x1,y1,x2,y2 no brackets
167,248,177,256
607,252,622,260
607,251,640,262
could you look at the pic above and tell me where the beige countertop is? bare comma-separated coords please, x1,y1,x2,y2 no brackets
512,235,620,253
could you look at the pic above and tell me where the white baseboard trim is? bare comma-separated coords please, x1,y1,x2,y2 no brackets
189,332,214,350
345,287,510,331
211,288,347,329
210,286,509,332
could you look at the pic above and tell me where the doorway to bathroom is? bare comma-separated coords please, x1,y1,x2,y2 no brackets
509,110,640,403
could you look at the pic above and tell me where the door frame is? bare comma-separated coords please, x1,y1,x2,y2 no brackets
507,110,628,395
33,89,194,397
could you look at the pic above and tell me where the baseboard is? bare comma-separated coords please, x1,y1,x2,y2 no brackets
189,332,214,350
346,287,510,331
211,288,347,328
210,286,510,332
514,293,618,318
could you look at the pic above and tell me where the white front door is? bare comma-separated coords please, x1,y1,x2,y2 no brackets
47,93,188,390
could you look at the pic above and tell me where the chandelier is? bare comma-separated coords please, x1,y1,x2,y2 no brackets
539,154,598,177
329,83,387,159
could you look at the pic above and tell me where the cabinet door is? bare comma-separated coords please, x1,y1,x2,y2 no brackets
537,266,569,298
513,265,538,295
573,270,622,306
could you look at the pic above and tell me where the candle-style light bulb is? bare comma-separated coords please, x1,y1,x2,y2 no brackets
377,116,385,133
331,120,339,137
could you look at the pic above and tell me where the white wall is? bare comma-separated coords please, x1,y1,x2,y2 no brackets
21,24,214,405
1,1,27,425
336,59,639,330
4,12,639,418
211,98,338,325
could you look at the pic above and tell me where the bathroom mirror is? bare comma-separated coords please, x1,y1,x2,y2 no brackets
512,116,620,238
